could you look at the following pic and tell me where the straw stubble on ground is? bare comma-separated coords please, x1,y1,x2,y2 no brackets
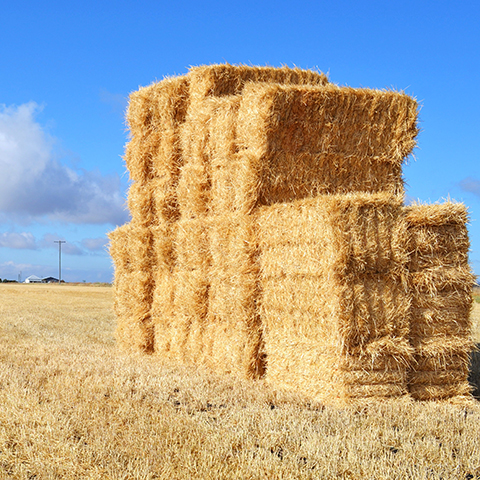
1,284,480,479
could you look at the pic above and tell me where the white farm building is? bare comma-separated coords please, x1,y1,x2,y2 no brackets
24,275,59,284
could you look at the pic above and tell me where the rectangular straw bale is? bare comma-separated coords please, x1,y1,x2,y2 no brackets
209,213,257,277
205,213,264,378
151,270,174,357
258,193,407,276
187,64,329,106
206,272,263,378
404,203,475,401
257,193,412,404
108,223,133,274
128,181,155,227
116,269,155,353
235,83,418,209
208,96,243,215
151,223,175,273
167,269,209,365
149,222,176,356
174,218,210,271
128,177,181,226
125,75,189,183
109,223,155,353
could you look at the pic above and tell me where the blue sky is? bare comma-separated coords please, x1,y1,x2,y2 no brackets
0,0,479,282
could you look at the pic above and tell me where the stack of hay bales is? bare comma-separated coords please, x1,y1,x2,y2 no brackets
109,64,475,405
111,76,189,354
167,66,329,377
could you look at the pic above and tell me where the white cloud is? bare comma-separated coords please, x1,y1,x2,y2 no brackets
0,231,37,249
0,230,95,256
0,103,129,225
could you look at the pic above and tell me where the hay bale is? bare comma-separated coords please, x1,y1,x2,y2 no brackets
177,65,330,219
108,224,155,353
187,63,328,107
128,177,181,227
258,193,412,405
206,213,265,378
236,83,418,210
125,75,189,183
404,203,476,401
166,269,210,365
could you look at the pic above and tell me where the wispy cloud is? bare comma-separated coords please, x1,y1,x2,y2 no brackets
81,237,109,252
0,102,129,225
459,177,480,197
0,232,37,249
0,230,108,256
39,233,83,255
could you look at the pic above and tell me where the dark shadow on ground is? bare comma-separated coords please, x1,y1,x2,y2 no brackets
469,343,480,400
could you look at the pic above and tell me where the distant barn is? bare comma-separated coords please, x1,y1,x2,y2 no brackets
24,275,59,284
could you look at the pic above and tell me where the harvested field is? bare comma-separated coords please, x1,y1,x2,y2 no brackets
1,284,480,479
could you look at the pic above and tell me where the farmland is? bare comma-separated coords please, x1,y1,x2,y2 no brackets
1,283,479,479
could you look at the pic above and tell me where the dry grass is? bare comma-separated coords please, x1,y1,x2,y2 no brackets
1,284,480,479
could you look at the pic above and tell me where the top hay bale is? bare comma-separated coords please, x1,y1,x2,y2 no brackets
178,71,418,219
236,83,418,208
187,64,329,103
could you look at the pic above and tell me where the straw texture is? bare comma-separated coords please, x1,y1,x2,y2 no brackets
404,203,475,401
258,193,412,405
236,83,418,209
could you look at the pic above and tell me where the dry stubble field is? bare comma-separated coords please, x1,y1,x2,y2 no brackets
1,283,480,480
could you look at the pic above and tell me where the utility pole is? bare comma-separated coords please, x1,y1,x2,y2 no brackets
54,241,66,284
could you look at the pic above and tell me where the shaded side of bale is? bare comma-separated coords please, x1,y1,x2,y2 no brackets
123,74,191,359
108,223,155,353
236,83,418,210
404,203,476,401
258,194,412,405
